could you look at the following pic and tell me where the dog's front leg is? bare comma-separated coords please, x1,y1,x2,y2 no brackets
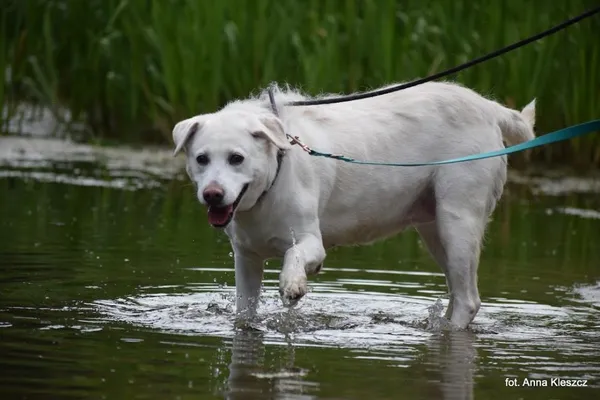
233,247,264,319
279,233,326,306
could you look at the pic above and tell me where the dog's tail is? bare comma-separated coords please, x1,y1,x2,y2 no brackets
497,99,536,146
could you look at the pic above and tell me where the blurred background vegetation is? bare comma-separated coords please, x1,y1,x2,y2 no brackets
1,0,599,166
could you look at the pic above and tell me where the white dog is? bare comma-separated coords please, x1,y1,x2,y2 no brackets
172,81,535,329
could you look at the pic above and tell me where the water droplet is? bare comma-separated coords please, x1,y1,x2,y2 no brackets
289,228,297,246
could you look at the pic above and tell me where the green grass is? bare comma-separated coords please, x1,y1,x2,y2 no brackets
1,0,599,165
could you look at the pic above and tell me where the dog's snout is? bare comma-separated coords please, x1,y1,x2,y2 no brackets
203,185,224,206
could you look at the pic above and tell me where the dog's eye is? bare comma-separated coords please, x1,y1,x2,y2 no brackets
196,154,209,166
229,153,245,166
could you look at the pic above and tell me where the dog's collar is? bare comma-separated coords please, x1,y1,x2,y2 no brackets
255,85,288,203
255,85,287,203
256,149,285,203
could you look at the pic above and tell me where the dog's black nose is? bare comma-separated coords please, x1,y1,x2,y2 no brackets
203,185,224,206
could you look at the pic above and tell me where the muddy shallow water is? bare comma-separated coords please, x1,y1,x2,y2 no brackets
1,136,599,399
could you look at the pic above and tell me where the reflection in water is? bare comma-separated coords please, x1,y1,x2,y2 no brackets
223,323,477,400
225,328,318,399
420,300,477,399
431,330,477,400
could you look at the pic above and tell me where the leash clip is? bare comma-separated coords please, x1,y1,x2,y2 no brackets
267,83,317,154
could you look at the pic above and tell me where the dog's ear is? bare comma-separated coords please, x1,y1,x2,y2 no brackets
172,117,203,156
252,116,292,150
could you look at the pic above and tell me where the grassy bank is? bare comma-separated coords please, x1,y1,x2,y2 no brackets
1,0,599,166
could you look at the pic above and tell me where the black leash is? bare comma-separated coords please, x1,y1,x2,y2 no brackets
261,6,600,170
285,6,600,107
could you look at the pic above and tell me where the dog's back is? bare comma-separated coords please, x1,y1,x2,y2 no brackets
267,81,536,246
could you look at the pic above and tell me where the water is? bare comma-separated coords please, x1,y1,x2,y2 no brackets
1,137,600,399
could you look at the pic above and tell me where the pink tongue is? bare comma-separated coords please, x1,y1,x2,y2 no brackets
207,205,233,226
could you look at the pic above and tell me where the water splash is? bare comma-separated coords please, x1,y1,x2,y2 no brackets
289,228,297,247
423,298,454,331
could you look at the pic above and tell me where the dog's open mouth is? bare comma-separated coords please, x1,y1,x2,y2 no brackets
207,184,249,228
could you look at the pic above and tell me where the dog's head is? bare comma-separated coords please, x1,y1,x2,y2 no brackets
172,110,291,228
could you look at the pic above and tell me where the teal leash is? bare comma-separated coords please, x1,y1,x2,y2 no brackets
285,120,600,167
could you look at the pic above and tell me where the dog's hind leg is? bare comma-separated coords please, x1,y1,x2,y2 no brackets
233,247,265,319
435,207,485,329
433,161,503,329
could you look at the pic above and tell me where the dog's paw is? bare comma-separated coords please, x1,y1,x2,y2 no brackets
279,272,307,307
